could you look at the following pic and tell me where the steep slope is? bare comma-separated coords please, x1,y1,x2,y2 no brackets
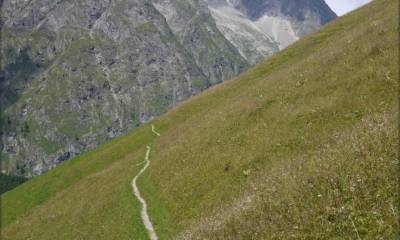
1,0,398,239
206,0,336,63
0,0,247,177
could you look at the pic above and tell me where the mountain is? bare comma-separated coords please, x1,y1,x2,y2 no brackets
2,0,397,239
206,0,337,63
0,0,247,177
0,0,335,178
152,0,248,84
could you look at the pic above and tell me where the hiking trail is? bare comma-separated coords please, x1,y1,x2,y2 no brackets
131,125,161,240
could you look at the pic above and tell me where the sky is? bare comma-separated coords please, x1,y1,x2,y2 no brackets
325,0,372,16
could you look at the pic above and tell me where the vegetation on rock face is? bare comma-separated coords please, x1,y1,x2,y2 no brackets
0,0,245,177
1,0,397,239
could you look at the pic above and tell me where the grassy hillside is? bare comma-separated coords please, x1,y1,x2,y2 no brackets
1,0,398,239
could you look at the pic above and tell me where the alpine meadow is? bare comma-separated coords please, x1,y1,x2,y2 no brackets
1,0,398,239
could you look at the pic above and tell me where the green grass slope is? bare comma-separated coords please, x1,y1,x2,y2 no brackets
1,0,398,239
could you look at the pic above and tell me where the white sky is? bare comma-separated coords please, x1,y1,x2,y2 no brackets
325,0,372,16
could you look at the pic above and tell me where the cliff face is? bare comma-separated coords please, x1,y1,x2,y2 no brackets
0,0,335,177
153,0,248,85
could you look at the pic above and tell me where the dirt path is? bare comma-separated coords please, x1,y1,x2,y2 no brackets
131,126,161,240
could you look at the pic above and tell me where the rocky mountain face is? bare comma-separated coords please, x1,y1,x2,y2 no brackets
206,0,337,63
0,0,335,177
152,0,247,84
